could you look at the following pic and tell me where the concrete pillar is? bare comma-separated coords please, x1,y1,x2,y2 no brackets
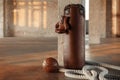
89,0,106,44
106,0,112,38
0,0,4,38
116,0,120,37
112,0,120,37
58,0,83,66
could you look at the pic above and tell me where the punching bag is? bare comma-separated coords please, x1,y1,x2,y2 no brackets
55,4,85,69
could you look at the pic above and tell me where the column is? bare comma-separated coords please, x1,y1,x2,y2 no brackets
89,0,106,44
0,0,4,38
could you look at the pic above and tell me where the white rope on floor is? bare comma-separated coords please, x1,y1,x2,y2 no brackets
59,62,120,80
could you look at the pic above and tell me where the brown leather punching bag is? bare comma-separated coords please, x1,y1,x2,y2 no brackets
55,4,85,69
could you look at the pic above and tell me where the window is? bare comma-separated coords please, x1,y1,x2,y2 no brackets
13,0,47,29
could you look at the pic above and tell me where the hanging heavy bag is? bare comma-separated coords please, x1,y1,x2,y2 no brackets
55,4,85,69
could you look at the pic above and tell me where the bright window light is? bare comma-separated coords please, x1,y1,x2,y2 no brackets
85,0,89,20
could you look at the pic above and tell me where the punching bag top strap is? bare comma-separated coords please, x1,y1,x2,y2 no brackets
64,4,85,17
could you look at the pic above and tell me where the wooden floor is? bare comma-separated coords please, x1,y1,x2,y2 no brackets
90,38,120,65
0,37,58,66
0,37,120,80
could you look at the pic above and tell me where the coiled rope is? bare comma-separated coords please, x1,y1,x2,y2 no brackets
59,61,120,80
